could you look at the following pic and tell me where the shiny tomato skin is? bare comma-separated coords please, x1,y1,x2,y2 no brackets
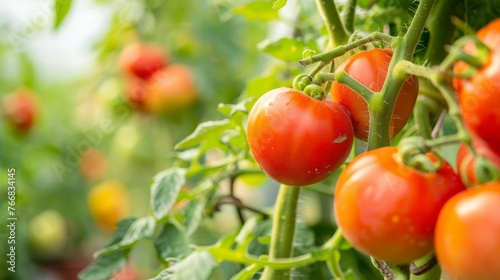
119,43,167,79
435,182,500,280
247,87,354,186
330,49,419,141
334,146,466,264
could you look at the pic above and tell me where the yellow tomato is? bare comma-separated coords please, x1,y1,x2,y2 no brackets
88,181,129,232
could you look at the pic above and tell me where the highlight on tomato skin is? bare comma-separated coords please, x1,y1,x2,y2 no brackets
434,182,500,280
246,87,354,187
329,48,419,141
334,146,466,264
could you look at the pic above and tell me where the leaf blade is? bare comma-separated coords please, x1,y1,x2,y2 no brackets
54,0,73,29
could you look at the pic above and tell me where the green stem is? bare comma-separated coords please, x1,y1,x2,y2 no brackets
299,32,393,66
409,252,441,280
335,70,374,102
367,0,436,150
424,134,462,149
341,0,357,34
315,0,349,47
207,227,345,271
413,96,437,139
260,185,301,280
325,229,346,280
423,0,461,65
395,60,470,143
402,0,436,56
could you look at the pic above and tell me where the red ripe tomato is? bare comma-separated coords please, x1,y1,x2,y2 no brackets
247,87,354,186
2,88,37,132
435,182,500,280
334,146,466,264
456,143,478,185
329,49,419,141
119,43,167,79
454,19,500,166
144,64,198,117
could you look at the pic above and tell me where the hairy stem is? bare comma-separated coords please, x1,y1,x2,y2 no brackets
367,0,436,150
299,32,393,66
341,0,357,34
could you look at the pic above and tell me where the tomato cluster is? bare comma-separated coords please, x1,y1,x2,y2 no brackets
246,48,420,186
246,20,500,277
119,43,198,116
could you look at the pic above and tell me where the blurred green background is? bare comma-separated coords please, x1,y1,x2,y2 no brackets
0,1,281,279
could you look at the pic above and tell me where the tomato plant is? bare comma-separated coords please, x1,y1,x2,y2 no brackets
330,49,419,141
334,146,465,264
247,87,354,186
435,182,500,280
119,43,168,79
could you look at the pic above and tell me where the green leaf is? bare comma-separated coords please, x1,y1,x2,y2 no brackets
149,252,218,280
54,0,73,29
217,98,254,118
105,218,138,247
154,223,191,260
235,217,258,246
184,197,206,236
272,0,287,10
95,217,156,257
151,168,187,220
175,120,233,150
78,250,128,280
233,1,279,21
120,217,156,246
259,38,317,61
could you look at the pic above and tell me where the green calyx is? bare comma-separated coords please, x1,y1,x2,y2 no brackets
303,84,326,100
